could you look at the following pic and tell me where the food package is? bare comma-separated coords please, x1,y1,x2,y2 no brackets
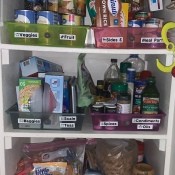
77,53,96,107
15,139,86,175
96,139,138,175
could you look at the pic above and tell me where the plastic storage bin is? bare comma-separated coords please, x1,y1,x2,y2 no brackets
91,110,165,131
93,27,166,49
7,104,85,130
5,22,89,48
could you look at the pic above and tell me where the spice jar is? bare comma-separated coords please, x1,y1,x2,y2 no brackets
117,93,131,114
132,163,155,175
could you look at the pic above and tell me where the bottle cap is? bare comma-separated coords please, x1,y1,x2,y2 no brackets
140,70,152,80
118,93,131,101
111,82,128,93
120,62,132,73
111,58,117,63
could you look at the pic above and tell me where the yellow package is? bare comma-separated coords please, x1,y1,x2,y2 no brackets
120,3,129,27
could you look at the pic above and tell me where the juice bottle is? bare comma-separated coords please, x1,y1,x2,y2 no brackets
141,76,159,114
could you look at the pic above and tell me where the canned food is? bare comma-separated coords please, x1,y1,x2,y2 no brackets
135,11,152,20
145,18,164,28
58,0,86,16
14,10,36,23
24,0,44,11
37,11,62,24
62,14,84,25
47,0,59,12
128,20,144,28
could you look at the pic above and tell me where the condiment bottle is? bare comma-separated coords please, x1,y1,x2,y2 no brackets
95,80,105,104
141,76,160,114
104,58,120,92
120,62,132,83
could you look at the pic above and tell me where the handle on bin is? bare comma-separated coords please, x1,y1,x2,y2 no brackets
161,22,175,52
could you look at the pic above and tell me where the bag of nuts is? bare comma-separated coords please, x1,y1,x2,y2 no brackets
96,139,138,175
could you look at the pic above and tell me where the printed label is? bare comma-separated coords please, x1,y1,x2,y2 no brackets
137,124,153,130
100,121,118,126
141,37,163,43
60,123,75,128
59,34,76,40
132,118,161,123
18,118,41,129
102,37,123,43
14,32,39,38
107,0,120,16
60,116,77,121
18,118,41,124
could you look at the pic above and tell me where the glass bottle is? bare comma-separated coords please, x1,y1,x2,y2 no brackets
95,80,105,104
104,59,120,91
123,54,145,78
141,76,160,114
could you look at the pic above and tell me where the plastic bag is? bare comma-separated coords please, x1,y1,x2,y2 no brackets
96,139,138,175
15,139,86,175
77,53,96,107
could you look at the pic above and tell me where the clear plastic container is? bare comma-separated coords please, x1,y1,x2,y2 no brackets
104,59,120,84
123,54,145,77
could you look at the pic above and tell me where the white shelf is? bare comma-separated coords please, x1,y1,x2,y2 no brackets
0,44,172,54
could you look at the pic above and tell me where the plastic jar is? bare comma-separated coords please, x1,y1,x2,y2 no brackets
132,163,155,175
117,93,131,114
111,82,128,103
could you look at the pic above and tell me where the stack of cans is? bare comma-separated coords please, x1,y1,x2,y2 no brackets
14,0,86,26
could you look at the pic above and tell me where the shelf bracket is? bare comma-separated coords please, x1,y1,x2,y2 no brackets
1,49,10,65
154,139,166,151
4,136,12,150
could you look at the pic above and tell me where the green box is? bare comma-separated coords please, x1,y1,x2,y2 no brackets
5,22,89,48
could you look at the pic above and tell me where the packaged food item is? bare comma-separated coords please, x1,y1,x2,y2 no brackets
87,0,129,27
15,139,86,175
42,74,64,113
77,53,96,107
18,77,43,112
132,163,155,175
96,139,138,175
20,56,63,77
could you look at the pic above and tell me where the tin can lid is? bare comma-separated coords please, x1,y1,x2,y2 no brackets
92,104,104,108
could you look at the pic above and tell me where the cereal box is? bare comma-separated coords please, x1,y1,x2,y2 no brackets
18,78,43,112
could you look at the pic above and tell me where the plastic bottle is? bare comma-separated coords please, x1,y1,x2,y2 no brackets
104,59,120,91
120,62,132,83
123,54,145,78
141,76,160,114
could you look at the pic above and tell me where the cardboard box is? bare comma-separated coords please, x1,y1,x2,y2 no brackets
20,56,63,77
43,75,64,113
18,78,43,112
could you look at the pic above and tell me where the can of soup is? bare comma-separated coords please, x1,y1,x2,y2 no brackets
47,0,59,12
128,20,144,27
37,11,62,24
14,10,36,23
62,14,84,25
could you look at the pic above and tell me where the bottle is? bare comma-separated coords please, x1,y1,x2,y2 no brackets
95,80,105,104
104,59,120,91
120,62,132,83
141,76,160,114
123,54,145,78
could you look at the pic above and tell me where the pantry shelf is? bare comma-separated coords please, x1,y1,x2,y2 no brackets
0,44,172,55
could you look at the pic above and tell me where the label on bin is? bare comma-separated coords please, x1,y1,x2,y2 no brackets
14,32,39,38
132,118,161,123
141,37,163,43
59,116,77,121
59,34,76,40
100,121,118,126
60,123,75,128
18,118,41,129
137,124,153,130
102,37,123,43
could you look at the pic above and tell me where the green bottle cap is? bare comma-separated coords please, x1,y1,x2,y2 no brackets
120,62,132,73
111,82,128,93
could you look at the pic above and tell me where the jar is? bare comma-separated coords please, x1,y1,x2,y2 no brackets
104,104,116,113
111,82,128,103
92,104,104,113
117,93,131,114
132,163,155,175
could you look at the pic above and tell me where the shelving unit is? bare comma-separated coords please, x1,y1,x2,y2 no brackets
1,0,175,175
